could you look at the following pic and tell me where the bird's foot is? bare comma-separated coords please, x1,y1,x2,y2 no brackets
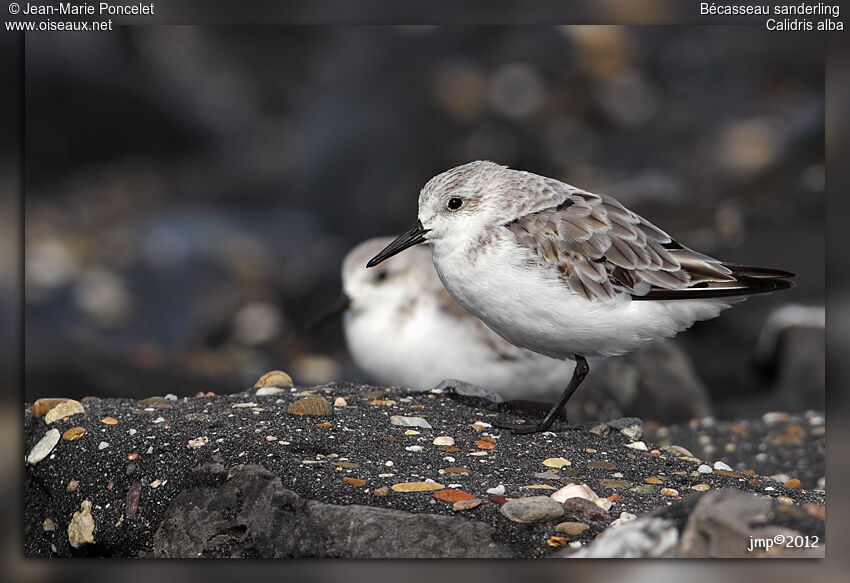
491,419,572,434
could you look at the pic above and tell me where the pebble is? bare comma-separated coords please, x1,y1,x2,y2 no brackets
486,484,506,495
542,457,572,468
44,400,85,424
333,397,347,407
610,512,637,527
555,521,590,535
697,464,713,474
547,536,568,547
62,427,86,441
713,461,733,471
389,416,432,429
184,413,210,423
605,417,644,441
68,500,95,548
587,460,616,470
660,488,679,497
152,417,166,424
232,402,259,409
713,469,742,478
691,483,711,491
433,436,455,446
551,483,598,503
187,436,208,449
534,472,561,480
629,485,656,495
594,498,613,511
43,518,56,532
785,478,803,489
405,445,423,452
255,387,286,396
599,479,630,489
762,412,788,424
373,487,389,496
125,482,141,517
343,477,366,487
27,429,60,464
562,497,610,521
253,370,294,389
453,498,483,511
98,441,109,450
391,481,445,492
776,496,795,505
149,479,163,488
625,441,648,451
644,476,664,484
137,396,172,408
433,489,475,503
662,445,695,457
474,438,496,450
500,496,565,523
33,398,71,417
443,467,471,474
287,395,332,416
101,417,118,425
67,480,79,492
404,430,420,436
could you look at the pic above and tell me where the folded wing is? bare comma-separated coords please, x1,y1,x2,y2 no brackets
504,183,794,301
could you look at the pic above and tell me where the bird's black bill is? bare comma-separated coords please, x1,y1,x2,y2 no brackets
366,220,430,267
304,294,350,332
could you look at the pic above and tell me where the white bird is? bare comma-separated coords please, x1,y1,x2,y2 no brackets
337,237,575,400
368,161,793,433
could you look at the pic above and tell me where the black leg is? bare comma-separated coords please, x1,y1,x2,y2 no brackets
493,355,589,435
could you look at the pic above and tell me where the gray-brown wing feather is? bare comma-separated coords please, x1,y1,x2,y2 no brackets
504,184,745,301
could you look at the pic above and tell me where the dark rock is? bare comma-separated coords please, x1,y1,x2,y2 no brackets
23,383,825,558
574,341,713,425
557,489,825,558
678,489,824,558
152,465,511,558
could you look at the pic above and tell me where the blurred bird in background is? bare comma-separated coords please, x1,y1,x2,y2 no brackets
335,237,575,400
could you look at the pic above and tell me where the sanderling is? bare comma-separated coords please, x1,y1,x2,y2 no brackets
368,160,794,433
329,237,575,400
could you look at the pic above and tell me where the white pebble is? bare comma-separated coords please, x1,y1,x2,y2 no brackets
486,484,505,495
98,441,109,450
625,441,648,451
389,415,432,429
128,428,137,436
26,429,60,465
385,460,394,466
405,445,423,452
551,483,598,503
433,436,455,446
713,461,733,471
697,464,713,474
152,417,166,424
610,512,637,527
333,397,347,407
443,456,456,462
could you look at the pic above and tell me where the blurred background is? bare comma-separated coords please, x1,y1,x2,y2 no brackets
24,26,824,419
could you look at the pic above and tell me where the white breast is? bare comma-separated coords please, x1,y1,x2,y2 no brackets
343,293,574,400
431,232,733,359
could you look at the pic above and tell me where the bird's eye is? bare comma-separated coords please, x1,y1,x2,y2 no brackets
374,271,388,282
447,197,463,210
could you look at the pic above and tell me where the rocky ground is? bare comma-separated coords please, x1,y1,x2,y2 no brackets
24,376,825,558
